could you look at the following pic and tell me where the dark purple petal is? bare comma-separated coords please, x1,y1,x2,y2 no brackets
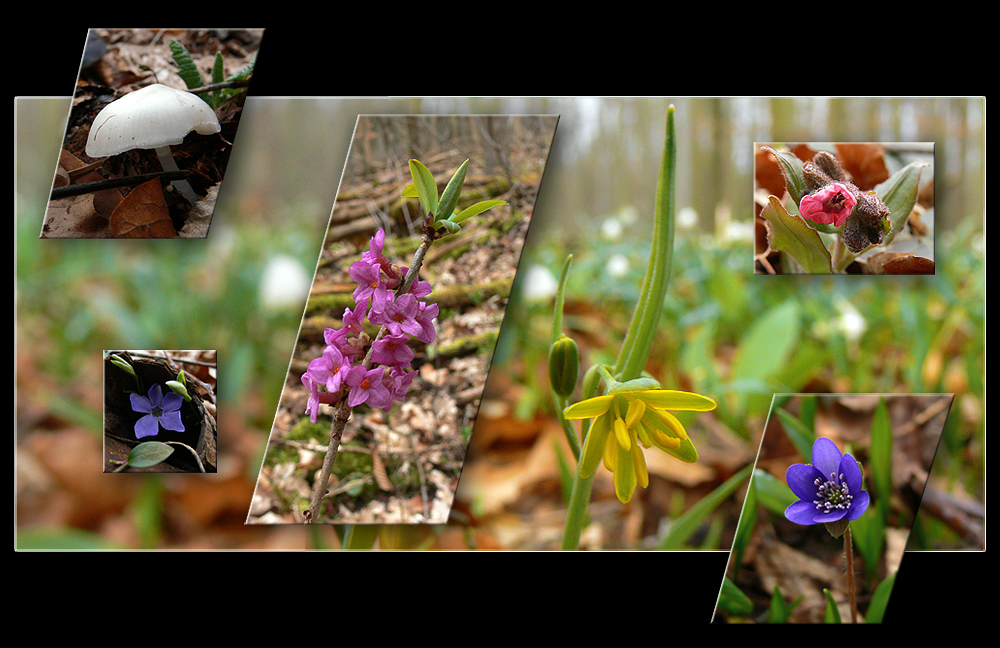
785,499,821,525
786,463,822,500
839,453,864,494
158,410,185,432
811,437,843,479
130,392,152,414
813,506,849,523
135,413,160,438
845,490,870,520
148,383,166,407
160,390,184,413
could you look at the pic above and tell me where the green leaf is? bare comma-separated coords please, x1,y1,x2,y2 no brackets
210,52,225,107
763,146,810,205
823,588,843,623
659,463,751,549
751,468,796,515
436,159,469,221
760,195,833,273
865,572,896,623
126,441,175,468
718,578,754,616
614,106,676,382
730,300,801,389
341,524,380,549
168,39,206,93
775,407,814,462
869,396,893,510
433,219,461,234
768,585,802,623
876,160,927,246
450,199,507,224
407,159,438,217
731,469,758,579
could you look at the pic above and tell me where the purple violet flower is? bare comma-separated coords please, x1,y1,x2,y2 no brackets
129,383,185,438
785,437,869,526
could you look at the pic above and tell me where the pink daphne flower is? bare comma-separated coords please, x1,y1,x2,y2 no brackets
350,261,389,312
370,293,422,338
345,365,392,409
799,182,857,228
371,333,415,367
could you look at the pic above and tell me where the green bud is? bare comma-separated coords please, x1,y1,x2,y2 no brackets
166,380,191,401
548,334,580,398
109,354,136,378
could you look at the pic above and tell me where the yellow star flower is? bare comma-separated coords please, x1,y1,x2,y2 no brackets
563,387,716,503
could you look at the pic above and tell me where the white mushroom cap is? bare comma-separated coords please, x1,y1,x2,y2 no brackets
85,83,221,158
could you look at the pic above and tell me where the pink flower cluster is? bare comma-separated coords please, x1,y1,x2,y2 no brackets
799,182,857,228
302,229,438,422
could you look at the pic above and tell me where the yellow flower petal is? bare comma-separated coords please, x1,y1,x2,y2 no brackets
602,426,619,472
613,416,631,451
633,445,649,490
625,397,646,428
636,389,717,412
563,394,614,420
578,413,611,479
614,442,637,503
649,408,689,441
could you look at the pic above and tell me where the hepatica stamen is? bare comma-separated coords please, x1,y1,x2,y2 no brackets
814,472,853,512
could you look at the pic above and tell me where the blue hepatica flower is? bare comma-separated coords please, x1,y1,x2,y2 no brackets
785,437,869,525
129,383,185,439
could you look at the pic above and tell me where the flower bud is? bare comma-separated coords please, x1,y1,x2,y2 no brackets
548,334,580,398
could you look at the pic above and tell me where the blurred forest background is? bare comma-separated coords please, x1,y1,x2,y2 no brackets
15,97,984,552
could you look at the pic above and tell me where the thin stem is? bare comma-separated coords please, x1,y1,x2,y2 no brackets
305,232,435,524
154,145,200,204
550,255,580,459
560,371,601,549
844,524,858,623
560,470,595,549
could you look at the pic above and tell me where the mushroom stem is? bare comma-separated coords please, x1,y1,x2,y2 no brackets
154,145,200,204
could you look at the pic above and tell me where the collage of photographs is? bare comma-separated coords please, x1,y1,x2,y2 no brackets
14,28,985,624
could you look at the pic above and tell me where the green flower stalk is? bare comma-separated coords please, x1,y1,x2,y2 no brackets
550,106,716,547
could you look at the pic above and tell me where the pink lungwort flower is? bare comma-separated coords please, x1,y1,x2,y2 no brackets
799,182,857,228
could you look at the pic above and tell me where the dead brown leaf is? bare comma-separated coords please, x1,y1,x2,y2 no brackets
109,178,177,238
